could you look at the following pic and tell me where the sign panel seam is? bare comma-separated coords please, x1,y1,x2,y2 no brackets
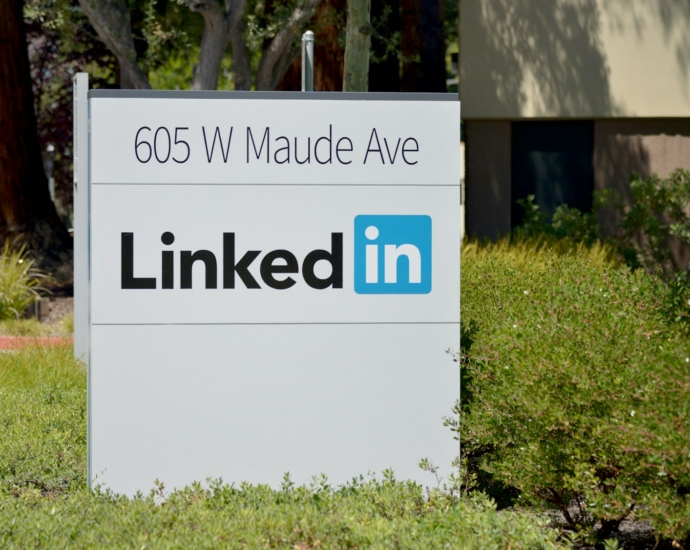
91,183,460,187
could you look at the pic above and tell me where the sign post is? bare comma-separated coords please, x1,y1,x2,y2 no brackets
301,31,314,92
72,73,89,361
84,90,460,495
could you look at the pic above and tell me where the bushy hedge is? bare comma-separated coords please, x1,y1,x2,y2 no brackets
459,242,690,545
513,168,690,274
0,346,565,549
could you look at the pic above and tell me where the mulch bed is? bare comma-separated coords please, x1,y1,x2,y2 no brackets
0,337,73,350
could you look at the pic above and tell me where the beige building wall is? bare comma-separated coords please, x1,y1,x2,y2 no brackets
460,0,690,119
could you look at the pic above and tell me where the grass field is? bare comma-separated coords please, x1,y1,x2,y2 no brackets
0,345,564,548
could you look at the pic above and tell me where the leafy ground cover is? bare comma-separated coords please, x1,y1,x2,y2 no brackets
0,345,564,549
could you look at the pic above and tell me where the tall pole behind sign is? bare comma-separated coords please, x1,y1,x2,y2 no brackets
73,73,89,362
302,30,314,91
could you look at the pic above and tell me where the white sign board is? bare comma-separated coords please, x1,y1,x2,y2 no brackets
86,90,460,495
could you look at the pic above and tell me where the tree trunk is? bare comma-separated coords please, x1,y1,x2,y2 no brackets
184,0,231,90
227,0,252,91
276,0,347,93
0,0,72,282
343,0,371,91
314,0,346,91
77,0,150,89
181,0,250,90
81,0,320,92
256,0,322,90
276,59,301,91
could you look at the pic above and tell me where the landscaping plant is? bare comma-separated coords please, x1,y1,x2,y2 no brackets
0,242,43,320
457,242,690,546
511,168,690,274
615,168,690,272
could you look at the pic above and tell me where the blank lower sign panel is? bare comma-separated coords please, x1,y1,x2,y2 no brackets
85,90,460,495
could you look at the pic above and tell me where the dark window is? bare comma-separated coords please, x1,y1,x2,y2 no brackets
511,121,594,228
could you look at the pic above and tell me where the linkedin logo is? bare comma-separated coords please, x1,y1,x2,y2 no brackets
354,215,432,294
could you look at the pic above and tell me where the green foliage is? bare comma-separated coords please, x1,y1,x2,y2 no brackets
0,483,564,549
458,245,690,545
0,243,43,321
463,233,618,269
514,194,551,236
514,169,690,274
0,348,563,548
137,0,192,74
60,313,74,336
370,23,400,68
615,169,690,272
148,46,237,90
515,195,600,244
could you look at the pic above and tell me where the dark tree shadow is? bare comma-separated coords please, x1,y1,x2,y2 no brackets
461,0,613,117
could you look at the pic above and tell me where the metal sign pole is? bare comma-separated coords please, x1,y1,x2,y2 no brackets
301,30,314,91
73,73,89,362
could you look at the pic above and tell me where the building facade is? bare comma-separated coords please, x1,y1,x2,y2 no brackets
460,0,690,245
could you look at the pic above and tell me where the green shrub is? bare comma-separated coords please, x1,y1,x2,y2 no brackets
514,195,600,245
458,246,690,545
0,243,43,320
615,168,690,272
462,233,618,269
0,480,567,549
512,169,690,273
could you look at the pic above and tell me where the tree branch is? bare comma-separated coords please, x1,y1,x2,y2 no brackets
226,0,251,90
255,0,322,91
76,0,150,89
182,0,230,90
